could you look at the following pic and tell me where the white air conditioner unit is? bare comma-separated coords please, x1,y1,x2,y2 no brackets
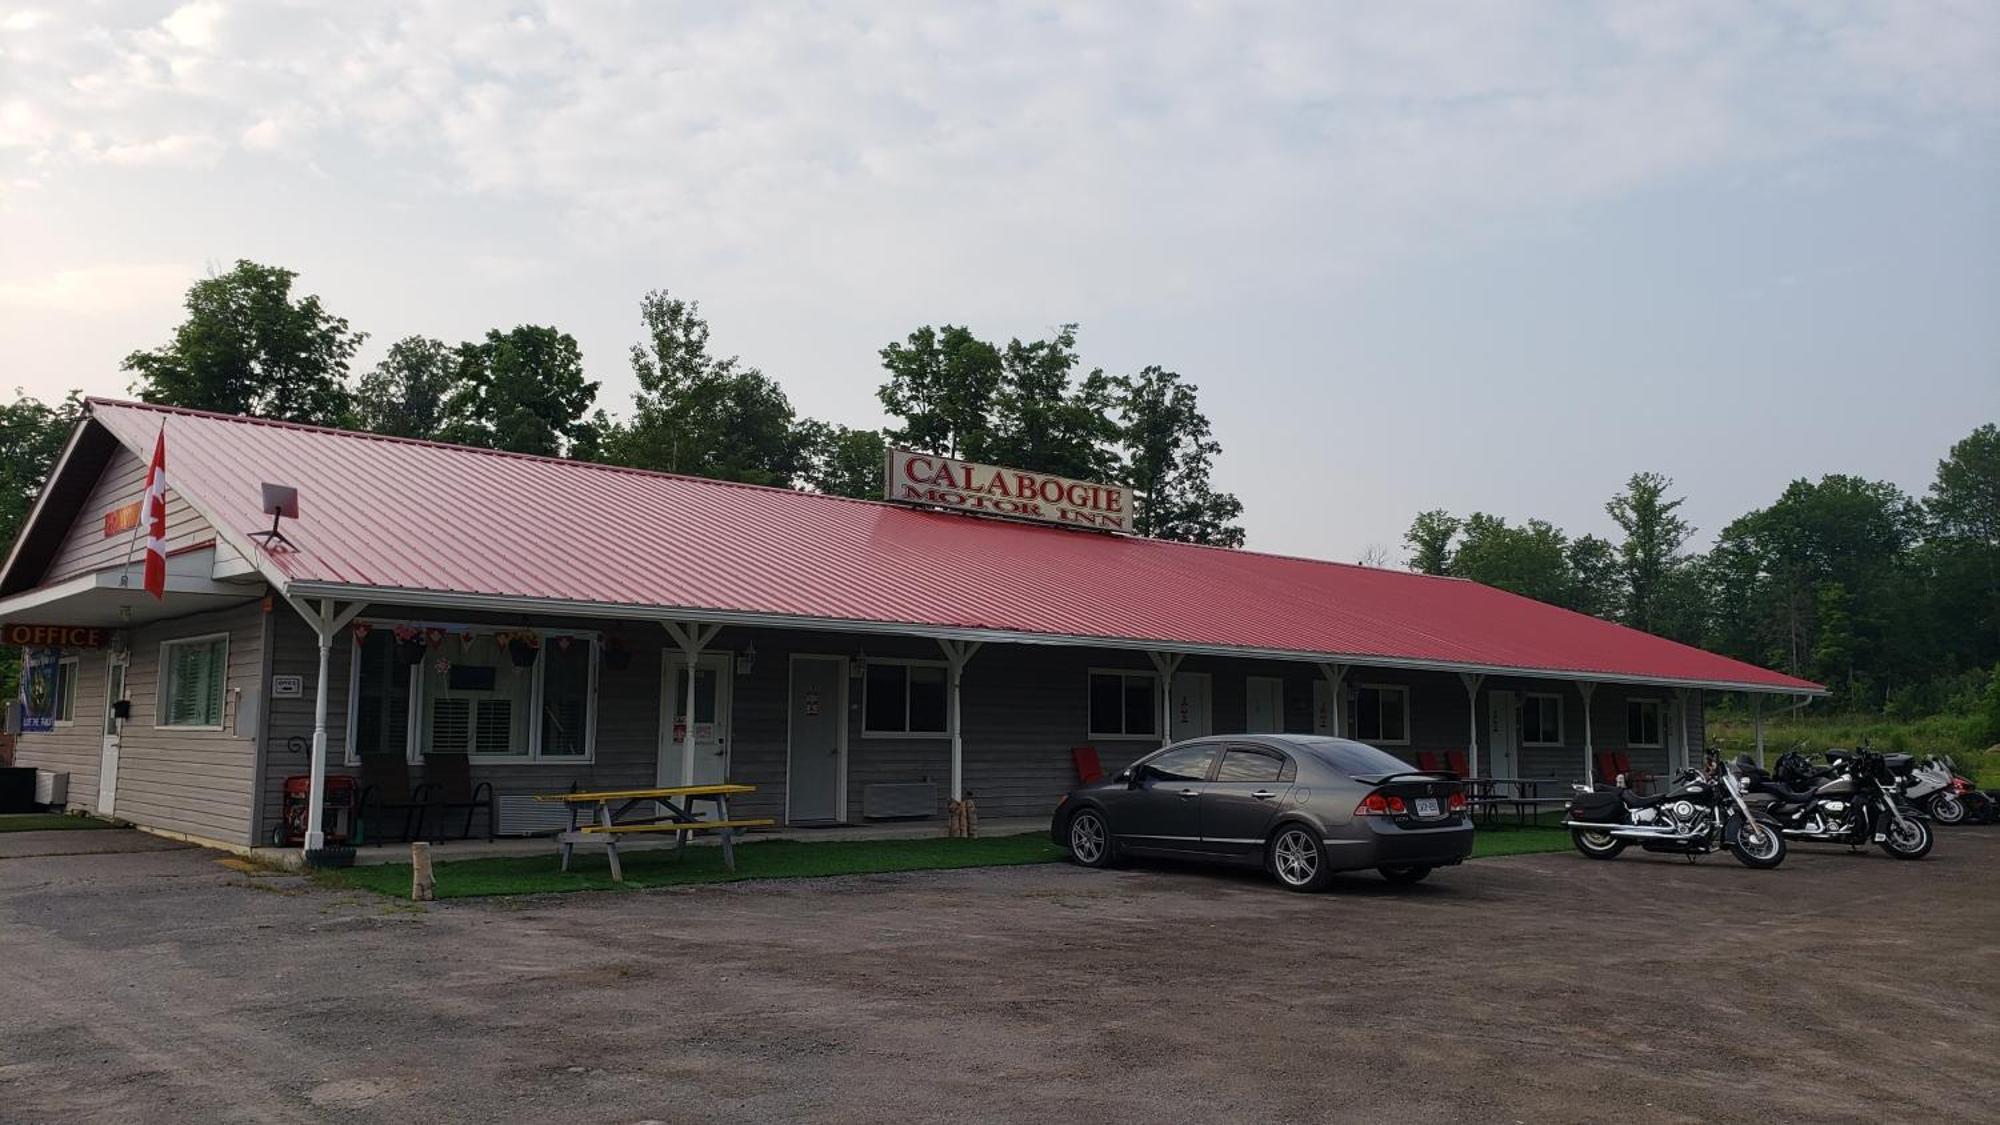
35,769,68,807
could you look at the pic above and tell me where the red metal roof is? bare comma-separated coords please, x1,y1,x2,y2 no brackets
82,398,1818,692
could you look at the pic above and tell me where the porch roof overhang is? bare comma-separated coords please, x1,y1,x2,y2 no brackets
0,566,263,629
280,578,1829,697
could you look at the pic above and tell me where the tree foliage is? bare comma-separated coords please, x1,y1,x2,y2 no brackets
1404,510,1460,576
442,326,601,458
123,260,362,424
795,421,888,500
1112,367,1243,546
353,336,464,440
1607,471,1693,632
984,326,1121,482
601,290,802,486
0,390,82,697
877,326,1002,460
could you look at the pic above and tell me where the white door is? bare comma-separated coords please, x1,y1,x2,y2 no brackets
1487,689,1518,780
660,653,733,793
1245,676,1284,733
98,654,127,816
1169,672,1212,743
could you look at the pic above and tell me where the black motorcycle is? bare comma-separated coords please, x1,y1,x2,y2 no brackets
1741,748,1932,860
1565,750,1786,868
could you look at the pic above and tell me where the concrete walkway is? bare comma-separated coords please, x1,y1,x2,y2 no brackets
245,815,1050,868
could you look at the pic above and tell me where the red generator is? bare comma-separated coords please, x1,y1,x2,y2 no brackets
277,775,358,847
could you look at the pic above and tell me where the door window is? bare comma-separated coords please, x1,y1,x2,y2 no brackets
1215,747,1286,783
103,661,126,736
1141,744,1217,782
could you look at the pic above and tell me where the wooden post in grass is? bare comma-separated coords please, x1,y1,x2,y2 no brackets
947,792,979,839
411,841,434,901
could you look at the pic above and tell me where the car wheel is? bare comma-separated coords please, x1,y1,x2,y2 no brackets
1066,809,1114,869
1268,824,1332,892
1377,865,1432,884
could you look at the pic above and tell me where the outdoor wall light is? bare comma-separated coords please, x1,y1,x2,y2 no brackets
736,643,757,675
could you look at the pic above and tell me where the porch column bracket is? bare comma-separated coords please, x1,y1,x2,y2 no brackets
1147,651,1185,747
1577,681,1597,787
662,621,722,787
938,640,983,801
1458,673,1485,780
278,593,370,856
1317,663,1349,738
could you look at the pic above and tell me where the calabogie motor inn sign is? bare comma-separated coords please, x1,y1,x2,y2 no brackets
885,449,1130,532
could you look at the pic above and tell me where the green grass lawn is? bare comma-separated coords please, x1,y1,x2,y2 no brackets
0,812,118,833
319,820,1574,900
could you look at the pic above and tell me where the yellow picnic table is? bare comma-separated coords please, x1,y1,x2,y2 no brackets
535,784,773,881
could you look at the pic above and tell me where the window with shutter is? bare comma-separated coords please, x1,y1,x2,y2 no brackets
159,636,227,727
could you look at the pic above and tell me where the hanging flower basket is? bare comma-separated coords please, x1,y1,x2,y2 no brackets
392,625,427,665
507,630,542,667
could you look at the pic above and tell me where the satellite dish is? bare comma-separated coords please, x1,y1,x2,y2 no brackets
249,483,300,551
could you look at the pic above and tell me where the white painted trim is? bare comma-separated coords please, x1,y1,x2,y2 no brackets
156,631,229,729
658,651,732,788
785,654,851,825
278,580,1828,697
1521,691,1565,747
1086,667,1163,741
50,655,80,725
1348,682,1413,746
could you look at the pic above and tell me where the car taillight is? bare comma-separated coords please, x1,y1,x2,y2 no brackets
1448,791,1466,811
1355,792,1406,816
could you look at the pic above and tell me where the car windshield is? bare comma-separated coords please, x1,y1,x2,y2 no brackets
1294,737,1419,778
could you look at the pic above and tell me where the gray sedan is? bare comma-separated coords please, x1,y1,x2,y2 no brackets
1050,735,1474,890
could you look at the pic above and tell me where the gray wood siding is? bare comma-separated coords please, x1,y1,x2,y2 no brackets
9,652,108,810
43,444,217,584
103,602,265,845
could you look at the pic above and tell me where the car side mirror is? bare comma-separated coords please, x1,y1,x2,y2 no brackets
1120,767,1140,787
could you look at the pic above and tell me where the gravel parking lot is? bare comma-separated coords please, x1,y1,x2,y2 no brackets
2,827,1996,1124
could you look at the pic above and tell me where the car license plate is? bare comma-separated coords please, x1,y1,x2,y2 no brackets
1414,797,1441,818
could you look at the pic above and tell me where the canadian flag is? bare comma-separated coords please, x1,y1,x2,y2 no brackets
142,425,168,600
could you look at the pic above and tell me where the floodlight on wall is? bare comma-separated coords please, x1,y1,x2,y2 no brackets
735,642,756,675
248,483,300,552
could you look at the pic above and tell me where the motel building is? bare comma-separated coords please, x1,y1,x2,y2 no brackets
1,400,1821,855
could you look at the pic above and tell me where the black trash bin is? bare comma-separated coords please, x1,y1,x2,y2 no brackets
0,767,36,814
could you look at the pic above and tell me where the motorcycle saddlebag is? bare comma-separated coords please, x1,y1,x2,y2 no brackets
1568,790,1626,824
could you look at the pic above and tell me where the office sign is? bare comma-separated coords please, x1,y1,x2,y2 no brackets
2,624,106,649
884,449,1130,533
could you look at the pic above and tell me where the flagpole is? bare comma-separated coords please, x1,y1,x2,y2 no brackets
117,422,166,591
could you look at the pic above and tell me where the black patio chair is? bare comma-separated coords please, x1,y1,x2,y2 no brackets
356,753,428,844
415,753,496,841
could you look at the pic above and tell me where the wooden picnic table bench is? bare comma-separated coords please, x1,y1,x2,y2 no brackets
535,784,774,881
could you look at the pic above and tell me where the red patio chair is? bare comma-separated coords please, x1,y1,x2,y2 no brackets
1072,746,1104,785
1605,752,1656,794
1414,751,1443,773
1444,751,1469,777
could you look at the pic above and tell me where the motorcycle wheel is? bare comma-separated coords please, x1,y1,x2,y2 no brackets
1879,816,1932,860
1726,815,1786,869
1928,792,1967,826
1571,829,1626,860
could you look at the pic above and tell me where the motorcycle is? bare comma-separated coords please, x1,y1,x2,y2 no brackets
1565,750,1786,868
1909,755,1996,825
1742,748,1933,860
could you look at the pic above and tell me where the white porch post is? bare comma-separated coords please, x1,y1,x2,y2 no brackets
1317,662,1349,737
1675,687,1694,774
662,621,722,788
1147,651,1184,747
1458,672,1485,778
1578,681,1597,786
938,639,983,800
1753,694,1765,768
281,595,366,855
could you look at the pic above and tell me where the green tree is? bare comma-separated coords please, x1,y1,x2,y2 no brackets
353,336,465,440
601,290,802,486
1607,471,1693,632
796,421,888,499
1981,663,2000,745
1404,510,1460,576
0,390,82,698
1112,366,1244,546
441,326,601,458
877,325,1003,459
986,325,1119,481
1450,514,1575,607
122,260,362,424
1928,423,2000,659
1565,533,1623,619
1812,582,1857,702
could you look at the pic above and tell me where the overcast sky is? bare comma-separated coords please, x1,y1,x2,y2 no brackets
3,1,1995,563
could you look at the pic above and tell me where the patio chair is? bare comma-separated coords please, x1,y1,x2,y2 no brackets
1072,746,1104,785
415,753,496,841
356,754,428,844
1598,752,1655,794
1443,751,1469,777
1414,751,1444,773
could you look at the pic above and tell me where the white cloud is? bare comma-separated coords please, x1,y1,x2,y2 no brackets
0,263,193,313
161,2,222,50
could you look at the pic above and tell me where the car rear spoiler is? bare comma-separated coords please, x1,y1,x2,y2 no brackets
1351,770,1460,785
